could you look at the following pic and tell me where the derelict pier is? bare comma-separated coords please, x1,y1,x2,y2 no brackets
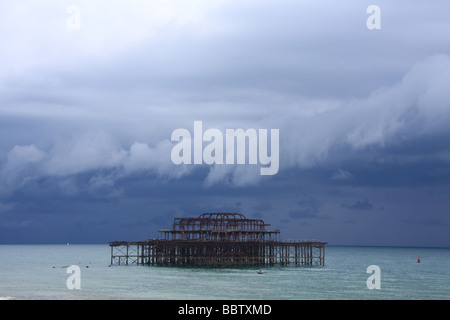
109,213,327,267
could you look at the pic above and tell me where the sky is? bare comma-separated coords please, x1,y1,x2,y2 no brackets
0,0,450,246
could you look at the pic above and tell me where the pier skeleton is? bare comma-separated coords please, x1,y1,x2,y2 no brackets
109,213,327,267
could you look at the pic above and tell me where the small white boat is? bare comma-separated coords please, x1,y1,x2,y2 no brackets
256,270,265,274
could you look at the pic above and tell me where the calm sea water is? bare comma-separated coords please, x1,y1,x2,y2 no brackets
0,244,449,300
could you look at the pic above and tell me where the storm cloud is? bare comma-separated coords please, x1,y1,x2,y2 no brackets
2,54,449,191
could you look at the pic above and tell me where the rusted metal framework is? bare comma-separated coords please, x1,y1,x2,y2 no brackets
159,213,280,242
110,213,327,267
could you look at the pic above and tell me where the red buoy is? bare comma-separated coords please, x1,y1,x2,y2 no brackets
417,256,421,263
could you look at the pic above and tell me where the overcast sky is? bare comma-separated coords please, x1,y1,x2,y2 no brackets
1,0,450,246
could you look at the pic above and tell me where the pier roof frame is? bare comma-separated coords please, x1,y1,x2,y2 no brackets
171,212,270,232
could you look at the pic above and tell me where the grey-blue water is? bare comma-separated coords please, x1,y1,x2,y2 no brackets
0,244,449,299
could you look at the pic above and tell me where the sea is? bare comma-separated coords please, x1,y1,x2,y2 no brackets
0,244,449,300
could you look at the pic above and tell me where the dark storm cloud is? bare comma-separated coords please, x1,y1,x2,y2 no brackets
341,199,374,211
288,198,325,219
331,169,354,181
